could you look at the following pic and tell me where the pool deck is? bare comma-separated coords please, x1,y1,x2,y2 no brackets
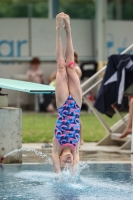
22,142,133,163
22,142,131,154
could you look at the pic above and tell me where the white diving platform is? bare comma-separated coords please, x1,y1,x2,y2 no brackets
0,78,55,94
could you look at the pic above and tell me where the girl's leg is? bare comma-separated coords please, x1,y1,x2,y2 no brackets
55,13,69,109
120,98,133,138
63,14,82,107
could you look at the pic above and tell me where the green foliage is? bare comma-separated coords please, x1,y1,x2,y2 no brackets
59,0,94,5
0,4,27,17
122,5,133,20
0,0,48,3
0,0,95,18
59,0,95,19
32,3,48,17
0,0,133,20
59,4,95,19
0,0,48,17
108,0,133,20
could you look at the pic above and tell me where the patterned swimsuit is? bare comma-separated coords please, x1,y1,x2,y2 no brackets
55,95,81,151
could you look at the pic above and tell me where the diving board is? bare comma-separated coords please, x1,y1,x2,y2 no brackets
0,78,55,94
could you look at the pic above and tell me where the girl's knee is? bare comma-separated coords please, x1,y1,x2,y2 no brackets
56,67,67,78
57,61,66,70
66,61,75,69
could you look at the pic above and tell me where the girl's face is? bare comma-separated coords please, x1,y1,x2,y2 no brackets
59,153,73,169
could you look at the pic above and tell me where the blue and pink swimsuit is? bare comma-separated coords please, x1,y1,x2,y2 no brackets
55,95,81,151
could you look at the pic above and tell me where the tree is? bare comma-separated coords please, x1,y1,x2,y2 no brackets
0,0,133,19
0,0,48,17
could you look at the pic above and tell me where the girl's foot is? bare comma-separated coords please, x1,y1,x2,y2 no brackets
63,13,71,31
120,128,132,138
56,12,64,30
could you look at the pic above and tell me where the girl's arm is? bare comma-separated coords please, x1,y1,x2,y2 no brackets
52,149,60,173
73,142,80,166
52,137,61,173
75,65,82,79
73,153,79,166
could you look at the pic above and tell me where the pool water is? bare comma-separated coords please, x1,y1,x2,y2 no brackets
0,163,133,200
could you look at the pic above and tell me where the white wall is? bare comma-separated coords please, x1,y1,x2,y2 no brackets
0,18,94,106
106,20,133,57
0,19,29,57
31,19,94,58
0,18,133,106
0,18,93,60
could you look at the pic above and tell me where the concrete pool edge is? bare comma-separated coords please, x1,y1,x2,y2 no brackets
22,142,131,154
20,142,133,164
2,142,131,164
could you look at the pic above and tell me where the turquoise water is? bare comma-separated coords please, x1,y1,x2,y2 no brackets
0,163,133,200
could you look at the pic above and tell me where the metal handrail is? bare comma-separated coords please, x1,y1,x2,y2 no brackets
81,43,133,90
81,65,106,89
82,78,102,96
82,43,133,137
